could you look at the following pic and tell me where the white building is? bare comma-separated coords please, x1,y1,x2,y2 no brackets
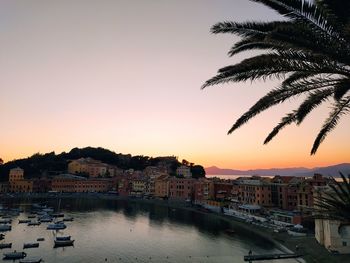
314,186,350,254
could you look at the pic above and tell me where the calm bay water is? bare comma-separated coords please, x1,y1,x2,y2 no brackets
0,198,297,263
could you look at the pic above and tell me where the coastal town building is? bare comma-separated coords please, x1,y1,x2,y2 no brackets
169,177,194,200
194,178,214,204
51,174,113,193
68,158,121,178
237,177,273,207
32,177,52,193
9,167,24,182
8,167,34,193
297,174,328,212
176,165,192,178
154,174,169,199
0,182,9,193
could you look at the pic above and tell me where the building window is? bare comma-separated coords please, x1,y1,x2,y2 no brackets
343,241,347,247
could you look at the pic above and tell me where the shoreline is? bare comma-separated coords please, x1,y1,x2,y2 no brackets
2,193,349,263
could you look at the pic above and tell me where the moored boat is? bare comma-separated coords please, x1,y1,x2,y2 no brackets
63,217,74,222
0,219,12,224
54,239,74,247
0,243,12,249
0,225,11,231
0,234,4,240
47,223,66,230
19,220,31,224
28,222,41,226
20,258,42,263
23,243,39,249
3,251,27,260
56,236,71,241
38,216,53,223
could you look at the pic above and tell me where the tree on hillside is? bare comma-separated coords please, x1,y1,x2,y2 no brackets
190,165,206,179
0,158,3,165
203,0,350,154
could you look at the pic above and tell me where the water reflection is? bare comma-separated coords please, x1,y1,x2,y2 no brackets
0,198,296,263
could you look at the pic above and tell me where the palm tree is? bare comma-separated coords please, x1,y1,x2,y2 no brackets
313,173,350,221
203,0,350,154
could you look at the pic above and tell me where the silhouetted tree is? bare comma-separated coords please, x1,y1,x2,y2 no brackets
191,165,206,179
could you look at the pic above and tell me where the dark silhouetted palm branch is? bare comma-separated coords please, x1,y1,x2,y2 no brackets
203,0,350,154
314,173,350,221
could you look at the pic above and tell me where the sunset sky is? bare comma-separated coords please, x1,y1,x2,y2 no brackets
1,0,349,169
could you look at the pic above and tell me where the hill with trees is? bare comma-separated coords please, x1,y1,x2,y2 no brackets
0,147,205,181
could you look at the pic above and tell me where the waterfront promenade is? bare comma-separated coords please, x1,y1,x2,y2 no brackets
2,192,350,263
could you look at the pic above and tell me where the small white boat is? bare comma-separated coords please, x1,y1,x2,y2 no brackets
3,251,27,260
0,225,11,231
23,243,39,249
36,238,45,242
47,223,66,230
63,217,74,222
54,239,74,247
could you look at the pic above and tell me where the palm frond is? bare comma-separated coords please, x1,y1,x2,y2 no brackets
210,21,290,36
296,88,334,124
250,0,338,37
311,96,350,154
264,111,297,144
227,78,337,133
282,72,318,86
203,51,348,88
334,80,350,101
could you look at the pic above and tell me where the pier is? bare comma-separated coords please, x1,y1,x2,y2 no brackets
244,253,303,262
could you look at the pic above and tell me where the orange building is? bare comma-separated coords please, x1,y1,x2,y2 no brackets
68,158,119,178
10,179,33,193
154,174,169,199
8,167,34,193
169,177,194,201
237,177,273,207
75,179,113,193
52,174,113,193
9,167,24,182
51,174,83,192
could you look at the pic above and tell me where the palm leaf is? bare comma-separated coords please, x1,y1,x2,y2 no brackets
311,96,350,154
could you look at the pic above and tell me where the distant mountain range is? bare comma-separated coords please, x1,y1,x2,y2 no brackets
205,163,350,177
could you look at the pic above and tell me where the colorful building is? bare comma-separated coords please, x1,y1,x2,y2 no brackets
154,174,169,199
169,177,194,200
